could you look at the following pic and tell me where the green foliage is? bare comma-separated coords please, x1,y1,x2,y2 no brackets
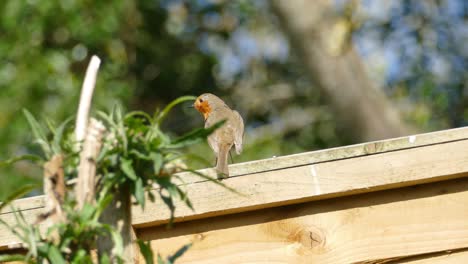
94,98,227,216
0,194,122,263
1,96,229,263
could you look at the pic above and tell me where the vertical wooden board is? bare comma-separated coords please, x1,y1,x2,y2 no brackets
137,178,468,264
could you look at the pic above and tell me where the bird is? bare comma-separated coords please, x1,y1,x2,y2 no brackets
193,93,244,179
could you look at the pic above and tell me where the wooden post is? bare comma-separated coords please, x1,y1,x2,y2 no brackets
75,118,106,209
38,154,66,243
97,185,135,263
74,55,135,262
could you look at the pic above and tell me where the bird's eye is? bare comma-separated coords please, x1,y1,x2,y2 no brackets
199,98,204,103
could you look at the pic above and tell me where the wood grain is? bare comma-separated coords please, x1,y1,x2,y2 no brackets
137,178,468,264
133,137,468,227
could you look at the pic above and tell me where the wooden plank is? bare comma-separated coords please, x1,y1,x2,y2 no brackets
229,126,468,177
137,178,468,264
133,138,468,227
2,126,468,216
2,133,468,248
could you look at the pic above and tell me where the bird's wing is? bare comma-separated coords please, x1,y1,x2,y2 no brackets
232,110,244,154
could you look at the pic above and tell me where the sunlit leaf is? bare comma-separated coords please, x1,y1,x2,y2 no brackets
80,203,96,222
47,245,66,264
120,158,137,180
151,152,163,174
135,177,145,208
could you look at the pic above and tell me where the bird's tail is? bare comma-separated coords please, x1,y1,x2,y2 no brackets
216,145,230,180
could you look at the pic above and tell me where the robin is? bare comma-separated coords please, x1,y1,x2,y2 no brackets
193,93,244,179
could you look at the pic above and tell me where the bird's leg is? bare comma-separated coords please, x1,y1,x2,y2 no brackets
216,145,230,180
229,150,234,164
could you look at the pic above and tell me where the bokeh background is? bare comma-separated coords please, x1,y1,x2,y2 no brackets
1,0,467,199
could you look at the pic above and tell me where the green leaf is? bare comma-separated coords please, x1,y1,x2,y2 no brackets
73,249,90,263
0,254,25,262
109,228,124,259
0,154,43,167
137,240,154,264
47,245,66,264
51,116,73,155
151,152,163,173
168,120,225,149
129,149,151,160
0,184,39,212
135,177,145,209
100,253,111,264
155,96,197,125
23,109,52,158
165,184,180,200
80,203,96,222
126,111,153,124
167,243,192,263
120,158,137,180
45,118,57,135
94,193,114,221
97,110,118,129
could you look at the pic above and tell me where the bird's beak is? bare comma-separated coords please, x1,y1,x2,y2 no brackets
188,103,195,108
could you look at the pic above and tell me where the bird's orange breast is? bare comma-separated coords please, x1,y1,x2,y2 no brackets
194,100,212,120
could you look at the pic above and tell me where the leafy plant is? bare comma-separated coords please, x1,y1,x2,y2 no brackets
0,194,121,263
0,96,230,263
94,97,226,215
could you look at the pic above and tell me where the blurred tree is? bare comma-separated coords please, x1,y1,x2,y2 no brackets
271,0,413,142
350,0,468,130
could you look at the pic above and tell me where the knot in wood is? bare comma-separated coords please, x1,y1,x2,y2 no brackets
287,225,325,249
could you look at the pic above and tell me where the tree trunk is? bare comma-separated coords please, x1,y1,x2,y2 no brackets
270,0,414,142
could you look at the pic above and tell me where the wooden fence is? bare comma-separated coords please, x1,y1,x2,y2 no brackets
2,127,468,263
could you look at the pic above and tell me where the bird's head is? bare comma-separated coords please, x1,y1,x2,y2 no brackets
193,93,225,120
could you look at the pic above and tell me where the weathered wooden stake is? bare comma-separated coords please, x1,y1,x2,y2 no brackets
38,154,66,243
73,55,135,263
75,118,106,209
